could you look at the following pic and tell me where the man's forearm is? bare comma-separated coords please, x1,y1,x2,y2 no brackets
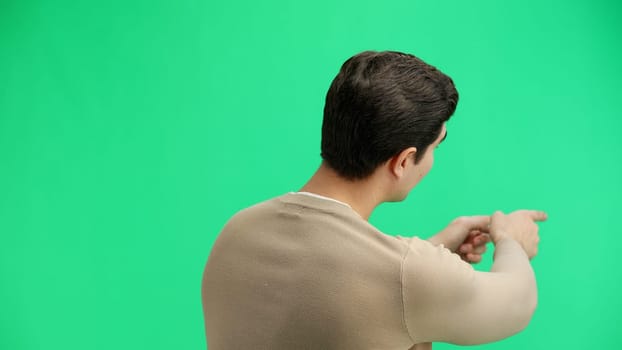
427,232,459,252
427,234,444,247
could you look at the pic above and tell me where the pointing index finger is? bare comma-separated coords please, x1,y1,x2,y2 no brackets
527,210,548,222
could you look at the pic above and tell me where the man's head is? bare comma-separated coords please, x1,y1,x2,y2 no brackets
320,50,458,194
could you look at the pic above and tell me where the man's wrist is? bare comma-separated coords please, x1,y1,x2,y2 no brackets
428,232,463,253
491,231,514,246
427,232,449,248
492,236,529,262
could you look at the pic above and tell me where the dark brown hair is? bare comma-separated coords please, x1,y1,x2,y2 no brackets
321,50,458,180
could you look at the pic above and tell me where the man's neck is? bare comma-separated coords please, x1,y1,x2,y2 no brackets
299,163,388,221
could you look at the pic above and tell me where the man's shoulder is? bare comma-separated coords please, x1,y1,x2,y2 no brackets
225,192,348,223
224,194,286,225
220,193,414,251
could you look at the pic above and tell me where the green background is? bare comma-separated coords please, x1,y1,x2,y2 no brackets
1,0,620,349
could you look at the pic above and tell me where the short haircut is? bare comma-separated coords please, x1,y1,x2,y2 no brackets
321,50,459,180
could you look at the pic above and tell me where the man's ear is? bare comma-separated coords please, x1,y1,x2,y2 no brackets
389,147,417,178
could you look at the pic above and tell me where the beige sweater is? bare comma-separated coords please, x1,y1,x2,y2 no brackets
202,193,537,349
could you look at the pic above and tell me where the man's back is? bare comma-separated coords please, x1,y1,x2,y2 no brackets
202,51,544,349
202,193,414,349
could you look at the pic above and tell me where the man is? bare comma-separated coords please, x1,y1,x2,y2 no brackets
202,50,547,349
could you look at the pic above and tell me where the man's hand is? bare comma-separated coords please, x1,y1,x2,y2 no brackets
489,210,547,259
456,228,491,263
428,216,491,264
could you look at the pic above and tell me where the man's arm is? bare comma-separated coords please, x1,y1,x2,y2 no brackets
402,237,537,345
427,216,491,263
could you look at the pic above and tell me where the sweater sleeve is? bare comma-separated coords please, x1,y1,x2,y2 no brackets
401,237,537,345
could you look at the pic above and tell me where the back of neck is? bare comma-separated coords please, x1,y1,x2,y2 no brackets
299,163,387,220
